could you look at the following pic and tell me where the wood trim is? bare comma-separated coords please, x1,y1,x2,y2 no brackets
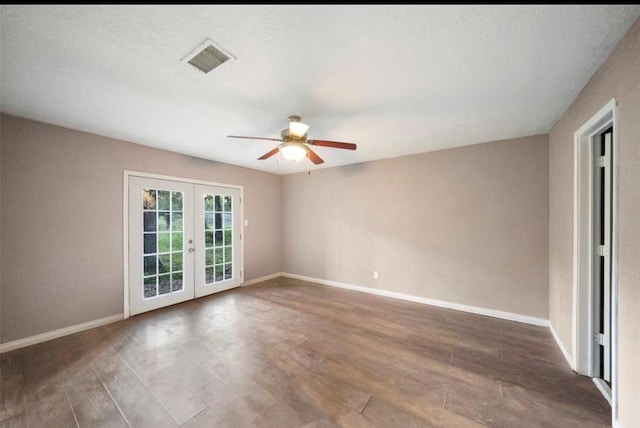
281,273,549,327
0,314,124,354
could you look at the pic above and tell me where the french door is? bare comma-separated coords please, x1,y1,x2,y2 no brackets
128,176,242,316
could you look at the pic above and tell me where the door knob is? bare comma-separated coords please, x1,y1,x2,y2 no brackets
188,247,195,253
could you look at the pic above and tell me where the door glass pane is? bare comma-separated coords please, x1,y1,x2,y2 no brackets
158,274,171,294
158,191,170,211
172,232,183,251
158,233,170,253
143,190,156,210
144,276,157,298
172,272,183,292
204,193,234,284
158,212,170,231
144,212,156,231
141,188,185,300
144,233,156,254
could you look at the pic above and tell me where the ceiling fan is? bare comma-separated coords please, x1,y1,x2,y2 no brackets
227,115,357,164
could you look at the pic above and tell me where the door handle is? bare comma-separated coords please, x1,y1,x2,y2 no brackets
188,247,195,253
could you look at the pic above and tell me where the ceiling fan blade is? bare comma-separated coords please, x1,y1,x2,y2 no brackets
228,135,283,142
306,147,325,165
258,147,280,160
307,140,357,150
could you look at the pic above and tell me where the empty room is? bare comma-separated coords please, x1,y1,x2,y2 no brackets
1,5,639,428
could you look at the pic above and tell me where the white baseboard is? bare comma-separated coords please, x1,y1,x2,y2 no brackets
613,419,621,428
281,273,549,327
242,272,284,287
549,322,576,370
0,313,123,354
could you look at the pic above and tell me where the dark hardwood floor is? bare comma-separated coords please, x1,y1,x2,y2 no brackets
1,277,610,427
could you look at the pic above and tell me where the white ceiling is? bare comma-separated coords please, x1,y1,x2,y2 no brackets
2,5,639,175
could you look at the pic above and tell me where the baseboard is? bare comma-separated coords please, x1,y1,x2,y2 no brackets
549,322,576,370
281,273,549,327
0,313,124,354
613,419,621,428
242,272,284,287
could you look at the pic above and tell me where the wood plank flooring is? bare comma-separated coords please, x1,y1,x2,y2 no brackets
0,277,611,427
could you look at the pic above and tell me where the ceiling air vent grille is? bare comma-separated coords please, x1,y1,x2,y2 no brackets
182,39,235,74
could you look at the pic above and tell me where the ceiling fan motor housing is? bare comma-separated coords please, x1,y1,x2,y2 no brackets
280,128,307,143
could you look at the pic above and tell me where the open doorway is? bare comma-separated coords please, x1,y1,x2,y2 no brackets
572,99,617,420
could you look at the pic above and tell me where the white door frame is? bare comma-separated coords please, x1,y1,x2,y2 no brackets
123,170,244,319
572,98,618,421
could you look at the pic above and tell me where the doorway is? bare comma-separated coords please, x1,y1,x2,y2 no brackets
572,99,617,418
126,173,243,316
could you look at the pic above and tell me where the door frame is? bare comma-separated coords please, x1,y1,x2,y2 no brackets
572,98,618,420
123,170,244,319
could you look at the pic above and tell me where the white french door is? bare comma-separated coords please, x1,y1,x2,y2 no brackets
128,176,242,316
193,184,242,298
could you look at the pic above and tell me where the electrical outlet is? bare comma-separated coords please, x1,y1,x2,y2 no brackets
373,271,379,280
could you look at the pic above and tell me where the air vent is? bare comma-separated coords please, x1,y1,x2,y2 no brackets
182,39,235,74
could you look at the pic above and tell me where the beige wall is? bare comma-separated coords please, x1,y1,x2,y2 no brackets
283,135,549,318
549,18,640,426
0,115,282,343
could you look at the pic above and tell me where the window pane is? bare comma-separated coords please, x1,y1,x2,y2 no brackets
158,212,170,231
158,191,170,211
215,265,224,282
205,231,213,248
172,272,183,292
158,274,171,294
224,246,232,263
215,248,223,264
224,196,232,212
158,233,170,253
158,254,170,274
171,232,183,251
144,212,156,232
223,213,232,229
205,213,213,230
215,231,223,246
172,192,183,211
144,256,156,276
224,263,232,280
206,249,214,266
215,196,222,211
143,189,156,210
206,267,214,284
144,233,156,254
172,213,183,231
224,229,231,245
215,213,222,230
144,276,157,298
172,252,183,272
205,195,213,211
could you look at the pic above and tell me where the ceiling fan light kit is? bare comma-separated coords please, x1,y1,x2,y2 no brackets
227,115,357,165
278,142,308,162
288,115,310,138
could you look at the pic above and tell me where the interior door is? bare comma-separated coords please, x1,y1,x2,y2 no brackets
597,128,612,384
129,177,194,315
194,184,242,297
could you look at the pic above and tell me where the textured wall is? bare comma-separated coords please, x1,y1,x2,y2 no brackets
548,18,640,426
0,115,282,342
283,135,549,318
